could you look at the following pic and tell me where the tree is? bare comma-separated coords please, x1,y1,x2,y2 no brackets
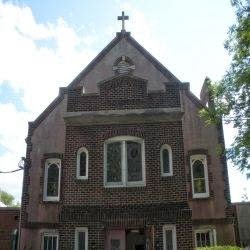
200,0,250,172
0,189,20,207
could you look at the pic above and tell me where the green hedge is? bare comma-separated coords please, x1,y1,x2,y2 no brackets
196,246,241,250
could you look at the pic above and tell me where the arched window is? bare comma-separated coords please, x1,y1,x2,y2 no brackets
43,158,61,201
104,136,145,187
76,147,88,179
160,144,173,176
190,155,209,198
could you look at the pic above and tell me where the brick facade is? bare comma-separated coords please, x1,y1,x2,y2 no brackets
0,208,19,250
19,31,235,249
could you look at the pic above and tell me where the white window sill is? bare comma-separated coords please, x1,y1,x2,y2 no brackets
76,176,88,180
193,193,210,199
104,182,146,188
43,197,60,202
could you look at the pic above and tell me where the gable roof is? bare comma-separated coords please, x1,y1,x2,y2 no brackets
29,32,185,131
68,32,180,88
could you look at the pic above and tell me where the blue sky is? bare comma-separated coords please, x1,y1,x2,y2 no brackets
0,0,249,203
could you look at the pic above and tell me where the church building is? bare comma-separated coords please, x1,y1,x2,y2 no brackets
20,12,236,250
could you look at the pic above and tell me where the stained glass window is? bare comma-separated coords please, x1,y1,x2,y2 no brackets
79,152,86,176
191,155,209,198
127,141,142,182
107,142,122,183
77,148,88,179
44,159,61,201
193,160,206,193
47,164,59,197
105,137,145,186
161,145,172,176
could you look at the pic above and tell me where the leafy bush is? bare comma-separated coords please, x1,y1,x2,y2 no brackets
197,246,241,250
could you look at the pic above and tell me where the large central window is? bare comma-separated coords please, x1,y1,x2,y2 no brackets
104,136,145,187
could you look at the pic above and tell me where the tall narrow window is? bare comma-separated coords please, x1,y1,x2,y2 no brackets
77,147,88,179
163,225,177,250
104,136,145,187
42,232,58,250
43,158,61,201
195,229,216,247
75,228,88,250
190,155,209,198
160,144,173,176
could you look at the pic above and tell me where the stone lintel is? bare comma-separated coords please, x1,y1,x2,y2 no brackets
64,108,183,126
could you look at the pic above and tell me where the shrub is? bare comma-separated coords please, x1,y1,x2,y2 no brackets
197,246,241,250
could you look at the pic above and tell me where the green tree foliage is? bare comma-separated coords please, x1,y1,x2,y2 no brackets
0,189,20,207
200,0,250,172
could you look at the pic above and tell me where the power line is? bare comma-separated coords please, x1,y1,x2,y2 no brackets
0,157,25,174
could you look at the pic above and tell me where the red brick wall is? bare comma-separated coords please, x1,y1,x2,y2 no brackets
0,208,20,250
62,122,187,206
67,76,181,112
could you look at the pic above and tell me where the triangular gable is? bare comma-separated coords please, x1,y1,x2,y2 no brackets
68,32,180,92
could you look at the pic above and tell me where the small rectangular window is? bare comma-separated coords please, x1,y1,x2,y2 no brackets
111,239,121,250
42,233,58,250
195,229,216,247
75,227,88,250
163,225,177,250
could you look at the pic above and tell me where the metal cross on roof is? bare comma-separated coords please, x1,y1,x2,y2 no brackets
117,11,129,32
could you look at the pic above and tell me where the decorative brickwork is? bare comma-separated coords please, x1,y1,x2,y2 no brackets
59,204,193,250
67,76,181,112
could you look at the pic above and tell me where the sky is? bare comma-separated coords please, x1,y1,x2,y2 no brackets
0,0,249,203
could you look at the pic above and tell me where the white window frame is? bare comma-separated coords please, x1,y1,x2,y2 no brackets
75,227,88,250
41,232,59,250
194,228,217,247
190,154,209,199
104,136,146,187
43,158,61,202
76,147,89,180
163,225,177,250
160,144,173,177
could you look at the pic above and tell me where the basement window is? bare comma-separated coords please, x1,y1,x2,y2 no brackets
43,158,61,201
195,229,216,247
76,147,88,180
42,232,59,250
104,136,145,187
190,155,209,198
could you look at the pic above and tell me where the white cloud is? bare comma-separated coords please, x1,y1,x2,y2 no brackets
0,1,97,114
0,1,98,201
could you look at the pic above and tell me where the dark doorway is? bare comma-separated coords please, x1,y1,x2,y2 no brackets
126,229,146,250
